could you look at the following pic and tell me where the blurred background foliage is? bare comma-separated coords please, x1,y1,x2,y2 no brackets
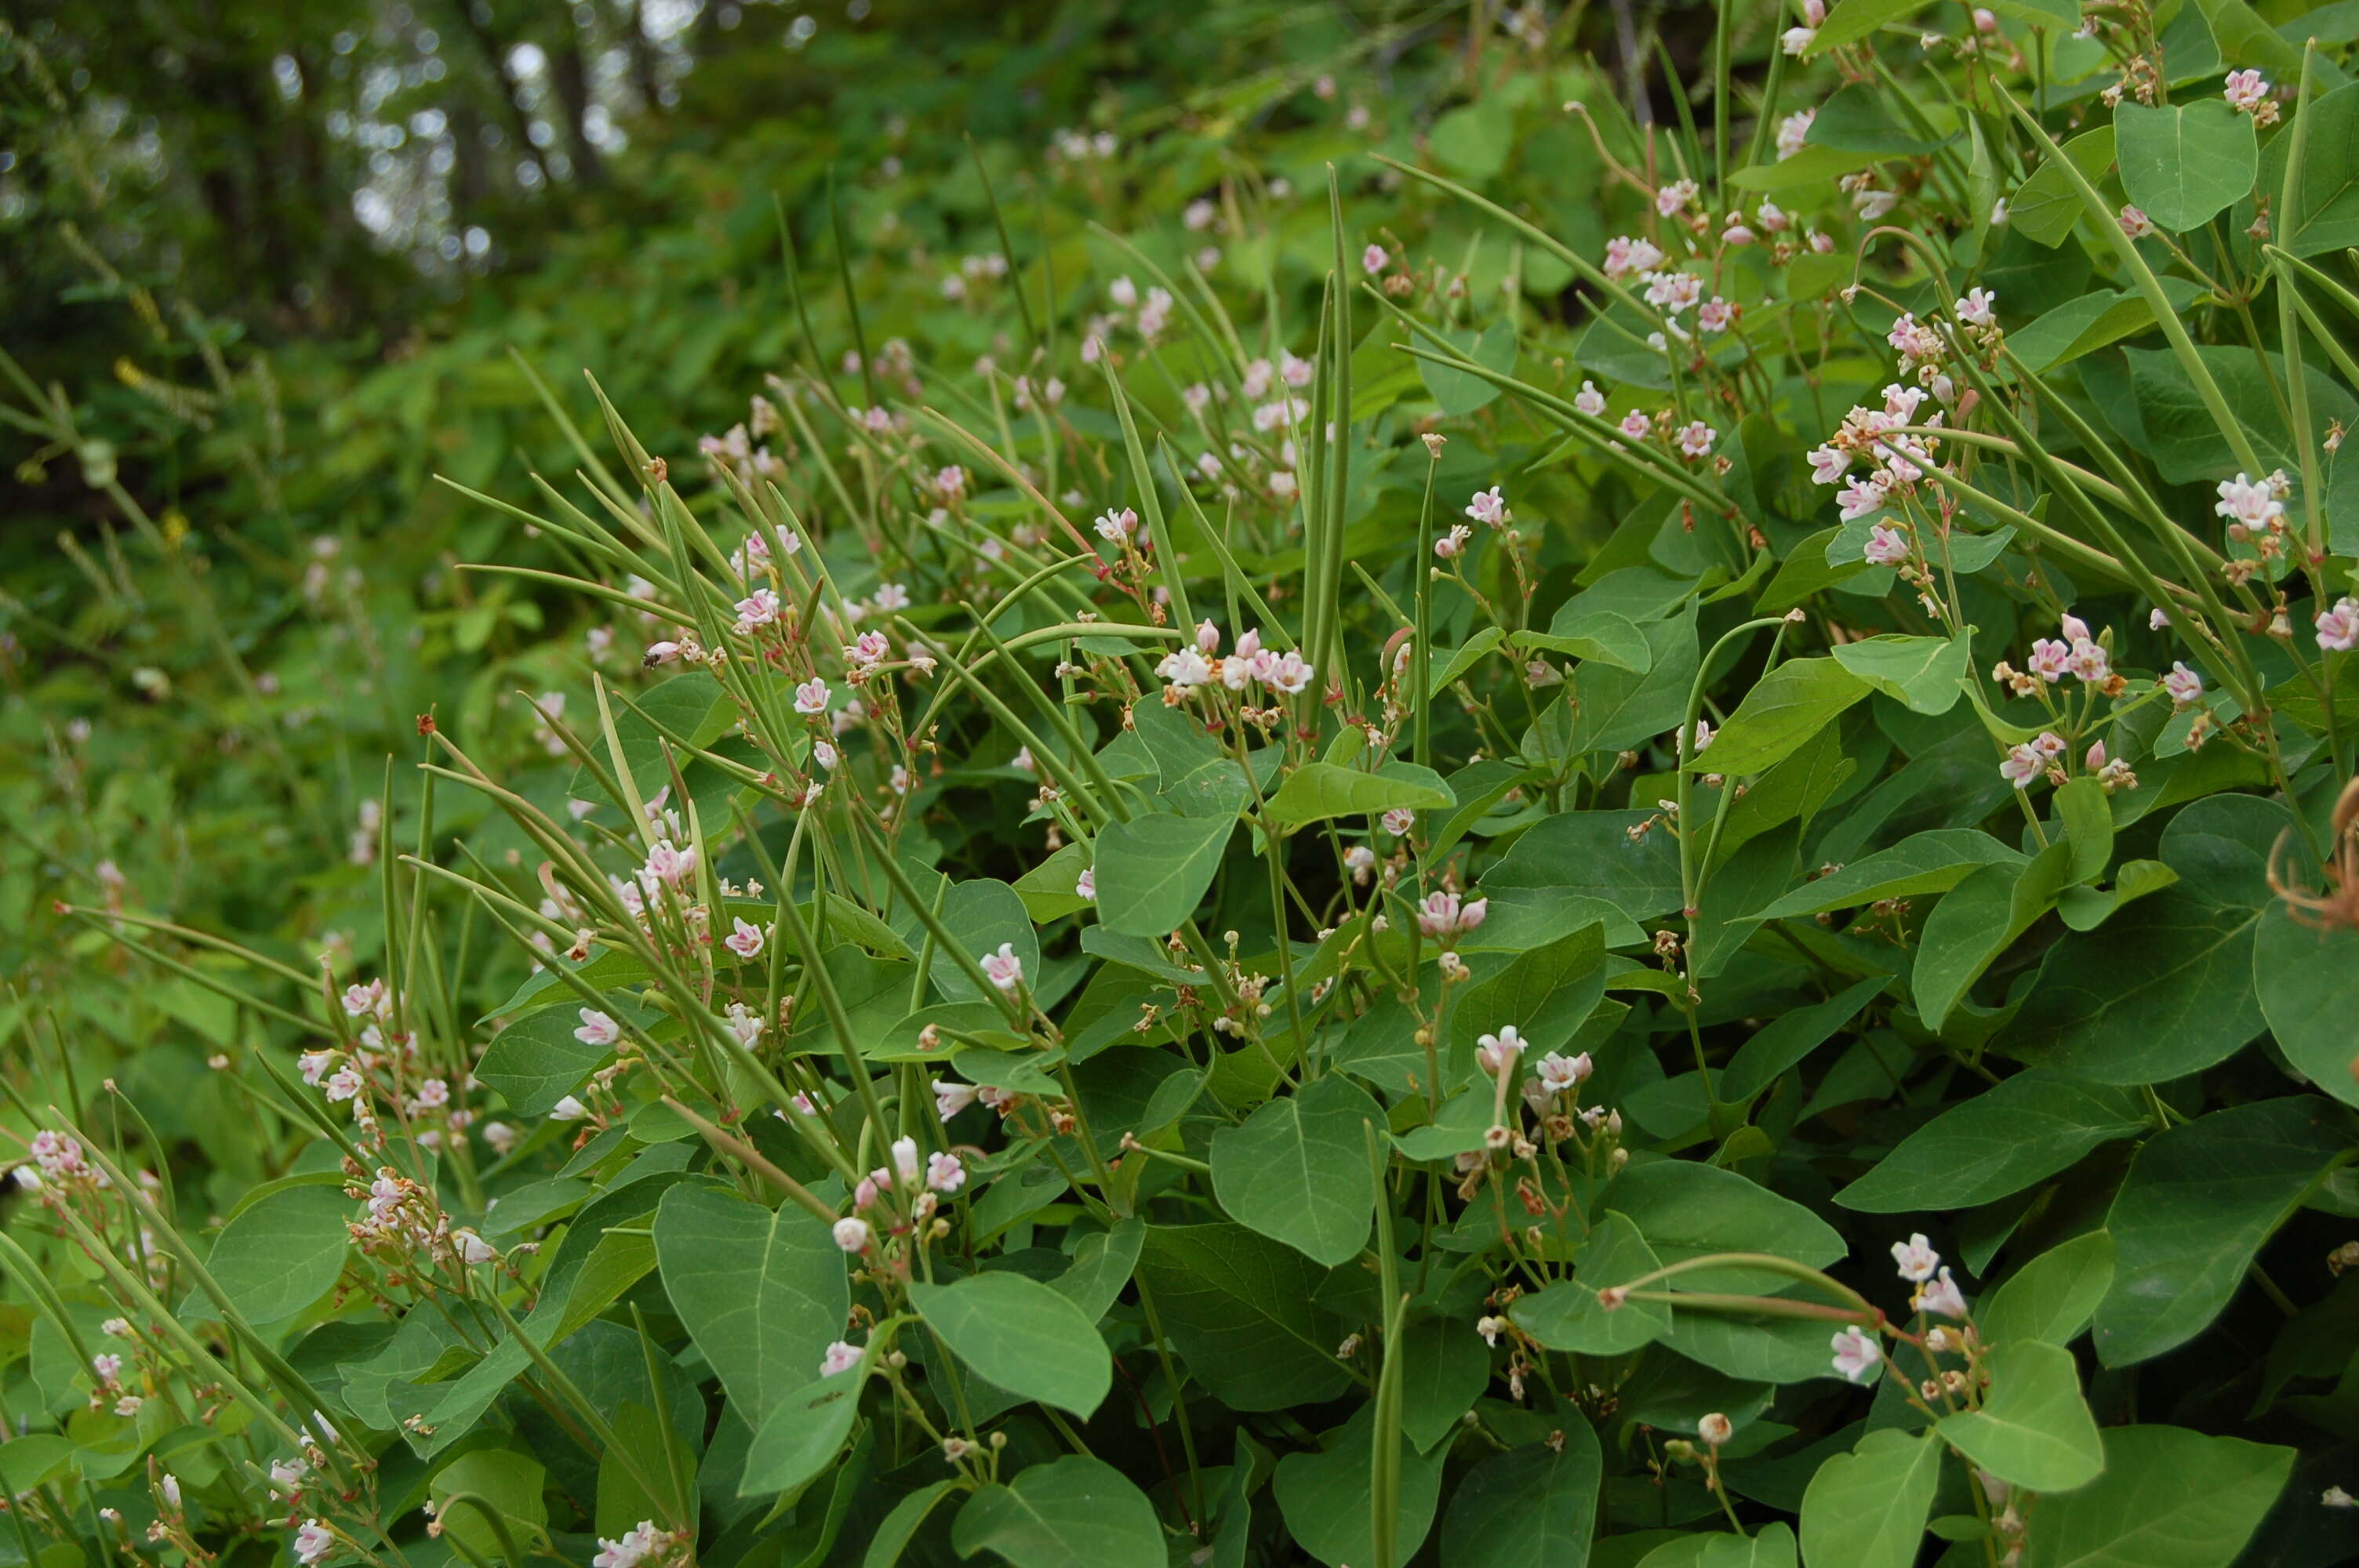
0,0,1699,1173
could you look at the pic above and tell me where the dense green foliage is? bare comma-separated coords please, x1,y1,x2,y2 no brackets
8,2,2359,1566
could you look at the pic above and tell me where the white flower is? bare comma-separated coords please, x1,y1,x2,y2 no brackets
820,1341,864,1377
1382,808,1415,837
833,1217,872,1253
551,1095,590,1122
574,1009,620,1047
593,1522,666,1568
159,1474,181,1510
1094,506,1140,543
1891,1232,1940,1283
1535,1051,1592,1092
1475,1025,1525,1076
1830,1325,1883,1383
794,677,831,716
1075,866,1096,901
2318,597,2359,652
1464,486,1509,526
1954,287,1997,326
1574,380,1606,418
733,589,781,633
934,1080,980,1120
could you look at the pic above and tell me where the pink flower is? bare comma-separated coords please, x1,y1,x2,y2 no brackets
1891,1232,1940,1283
1382,808,1416,837
2120,205,2154,238
1434,524,1473,559
1416,891,1485,937
832,1217,872,1253
1656,178,1699,217
1093,506,1140,543
1475,1026,1525,1076
845,631,890,668
926,1151,966,1193
1075,866,1096,902
1830,1325,1883,1384
935,1080,979,1120
1618,410,1652,441
293,1520,336,1566
1574,380,1606,417
2065,638,2110,683
2224,68,2272,114
1262,651,1316,695
2213,472,2284,534
1677,421,1717,459
1863,523,1910,567
1536,1051,1592,1092
2085,739,2109,771
794,677,830,716
1837,477,1890,523
1919,1268,1968,1319
1954,287,1997,326
1776,108,1816,160
1602,235,1664,279
725,918,765,959
1781,23,1816,54
1361,243,1388,274
1807,445,1851,485
2000,741,2047,789
733,589,781,633
1697,297,1736,332
1465,486,1509,526
2027,638,2071,682
2318,597,2359,652
980,942,1024,992
2150,607,2172,630
642,839,697,886
933,466,967,499
820,1341,863,1377
1195,619,1221,653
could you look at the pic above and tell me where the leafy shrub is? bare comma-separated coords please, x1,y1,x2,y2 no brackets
8,4,2359,1568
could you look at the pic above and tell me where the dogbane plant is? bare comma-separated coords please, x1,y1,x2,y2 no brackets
16,2,2359,1566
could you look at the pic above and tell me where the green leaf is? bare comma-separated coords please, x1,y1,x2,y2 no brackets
1830,634,1971,715
1398,1316,1493,1451
932,879,1038,1004
2012,127,2116,248
2019,891,2265,1082
1805,0,1934,55
1688,658,1870,775
1512,1211,1671,1355
1798,1428,1940,1568
1134,1224,1353,1410
652,1183,847,1427
1049,1220,1144,1323
1449,922,1608,1063
2273,80,2359,257
952,1454,1164,1568
1210,1073,1382,1266
1440,1419,1603,1568
1092,811,1234,939
430,1449,548,1559
2255,903,2359,1109
1834,1073,2149,1212
2015,1425,2292,1566
203,1182,352,1323
1611,1160,1846,1294
1911,842,2077,1029
1756,829,2025,919
740,1364,866,1497
1482,811,1683,925
1263,760,1455,828
1274,1400,1449,1568
1719,975,1889,1103
911,1271,1112,1417
2096,1097,2351,1365
478,1000,652,1116
2115,99,2257,231
1419,322,1520,415
865,1481,960,1568
1936,1340,2105,1492
1979,1231,2115,1347
1571,610,1700,755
